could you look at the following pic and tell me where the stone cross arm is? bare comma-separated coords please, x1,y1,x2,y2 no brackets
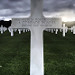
11,17,62,30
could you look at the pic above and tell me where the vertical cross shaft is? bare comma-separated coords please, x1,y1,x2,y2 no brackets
30,0,44,75
31,0,43,18
30,28,44,75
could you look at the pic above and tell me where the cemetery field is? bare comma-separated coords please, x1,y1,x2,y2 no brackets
0,31,75,75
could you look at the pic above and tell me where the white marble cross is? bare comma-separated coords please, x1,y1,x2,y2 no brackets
0,25,4,34
55,29,58,34
73,26,75,34
62,24,69,37
0,25,7,34
62,24,66,37
11,0,62,75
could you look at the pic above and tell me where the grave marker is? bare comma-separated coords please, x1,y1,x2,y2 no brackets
55,29,58,34
72,26,75,34
11,0,62,75
0,25,4,34
62,24,66,37
0,25,7,34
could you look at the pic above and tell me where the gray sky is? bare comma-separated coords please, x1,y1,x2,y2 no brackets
0,0,75,21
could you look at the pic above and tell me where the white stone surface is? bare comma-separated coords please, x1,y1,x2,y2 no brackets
3,27,7,32
23,29,25,32
0,25,7,34
0,25,3,34
11,29,14,36
11,0,62,75
55,29,58,34
18,29,21,34
30,27,44,75
26,29,28,32
62,24,66,37
71,28,73,32
72,26,75,34
8,26,11,32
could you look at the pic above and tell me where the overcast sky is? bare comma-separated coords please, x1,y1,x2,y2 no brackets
0,0,75,21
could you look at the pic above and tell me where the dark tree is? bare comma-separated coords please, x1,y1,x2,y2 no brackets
0,20,12,28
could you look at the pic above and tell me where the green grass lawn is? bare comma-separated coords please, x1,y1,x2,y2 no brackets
0,31,75,75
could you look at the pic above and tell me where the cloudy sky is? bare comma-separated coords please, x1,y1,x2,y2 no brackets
0,0,75,21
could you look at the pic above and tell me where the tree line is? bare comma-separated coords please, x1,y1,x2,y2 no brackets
0,20,11,28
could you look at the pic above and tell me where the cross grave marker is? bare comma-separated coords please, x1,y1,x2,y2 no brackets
11,0,62,75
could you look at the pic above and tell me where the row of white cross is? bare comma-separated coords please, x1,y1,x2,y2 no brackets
8,26,30,36
0,24,75,37
0,25,7,34
0,25,30,35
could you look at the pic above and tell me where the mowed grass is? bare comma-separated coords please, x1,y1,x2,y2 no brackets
0,30,75,75
44,31,75,75
0,31,30,75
